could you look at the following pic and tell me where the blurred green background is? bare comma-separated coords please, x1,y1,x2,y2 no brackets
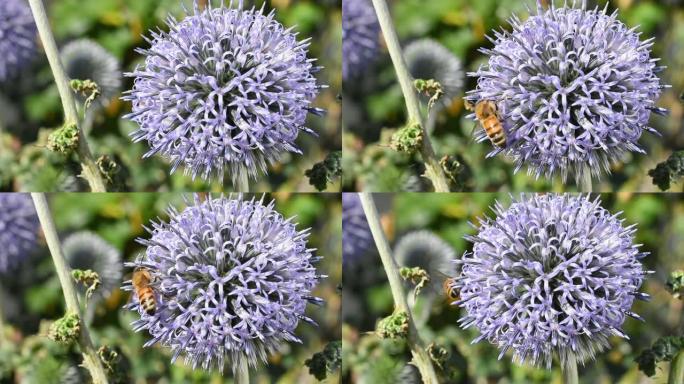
0,193,341,383
0,0,341,192
342,0,684,192
342,193,684,383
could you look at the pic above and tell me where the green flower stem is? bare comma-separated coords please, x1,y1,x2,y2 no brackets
579,171,592,193
358,193,440,383
669,351,684,384
235,360,250,384
27,0,107,192
31,194,109,384
562,352,579,384
236,172,249,193
369,0,450,192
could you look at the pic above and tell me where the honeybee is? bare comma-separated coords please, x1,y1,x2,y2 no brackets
464,99,506,148
442,277,460,306
132,267,156,315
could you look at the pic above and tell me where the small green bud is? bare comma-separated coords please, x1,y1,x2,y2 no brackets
376,311,409,339
427,343,449,369
72,269,101,302
47,123,79,155
97,345,132,383
48,312,80,345
96,155,119,184
414,78,444,110
98,345,118,372
70,79,101,110
391,123,423,154
440,155,471,191
399,266,430,297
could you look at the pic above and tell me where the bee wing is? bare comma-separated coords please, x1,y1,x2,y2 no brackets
430,270,454,296
466,121,480,147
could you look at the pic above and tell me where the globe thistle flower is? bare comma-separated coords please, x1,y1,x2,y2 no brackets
404,39,463,109
123,195,323,373
342,0,380,80
60,39,122,108
453,194,649,368
124,1,325,185
394,230,455,296
342,193,373,264
62,231,122,302
0,0,36,82
0,193,40,273
467,1,668,183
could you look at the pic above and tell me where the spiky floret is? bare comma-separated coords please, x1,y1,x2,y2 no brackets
453,194,649,368
0,0,36,82
123,1,325,185
123,194,323,373
467,0,668,184
0,193,40,273
342,0,380,80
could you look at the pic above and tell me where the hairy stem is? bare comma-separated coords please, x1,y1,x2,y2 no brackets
562,352,579,384
31,194,109,384
669,351,684,384
358,193,439,383
369,0,450,192
27,0,106,192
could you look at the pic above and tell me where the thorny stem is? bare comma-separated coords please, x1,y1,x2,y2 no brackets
369,0,450,192
561,352,579,384
31,194,109,384
669,351,684,384
27,0,107,192
358,193,439,384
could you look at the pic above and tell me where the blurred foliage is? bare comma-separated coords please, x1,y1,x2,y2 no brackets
343,0,684,192
0,193,341,383
667,270,684,299
636,336,684,377
306,151,342,191
343,193,684,383
649,150,684,191
305,341,342,380
0,0,341,192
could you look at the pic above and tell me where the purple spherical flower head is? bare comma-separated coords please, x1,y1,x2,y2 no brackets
467,0,669,184
0,0,36,82
123,195,324,373
0,193,40,273
342,0,380,80
124,1,325,185
452,194,650,368
342,193,373,264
